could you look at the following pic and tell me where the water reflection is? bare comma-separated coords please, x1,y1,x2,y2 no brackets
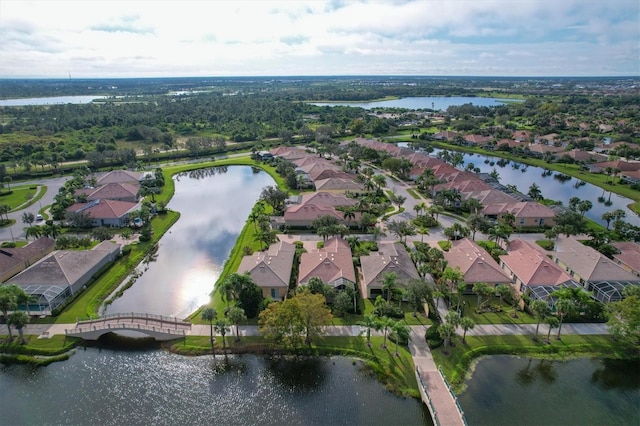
266,356,329,391
591,358,640,391
104,166,274,318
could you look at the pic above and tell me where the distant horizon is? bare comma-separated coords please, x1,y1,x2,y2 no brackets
1,1,637,78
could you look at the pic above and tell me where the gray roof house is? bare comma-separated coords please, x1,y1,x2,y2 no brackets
6,241,121,315
360,242,419,299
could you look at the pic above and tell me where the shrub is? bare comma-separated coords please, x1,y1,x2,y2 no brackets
121,245,132,256
536,240,555,250
425,325,443,349
438,240,452,251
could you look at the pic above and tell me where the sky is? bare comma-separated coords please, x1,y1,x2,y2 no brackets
0,0,638,78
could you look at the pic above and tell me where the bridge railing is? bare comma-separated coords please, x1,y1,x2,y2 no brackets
77,312,190,326
438,366,468,426
66,322,188,336
415,367,440,426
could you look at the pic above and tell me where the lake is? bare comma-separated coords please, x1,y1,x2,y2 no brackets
104,166,274,318
309,96,517,110
0,95,109,106
0,350,430,426
403,144,640,227
459,356,640,425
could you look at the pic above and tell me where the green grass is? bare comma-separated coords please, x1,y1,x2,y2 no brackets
405,188,421,200
0,185,43,211
0,334,79,355
458,294,537,325
168,335,420,398
431,333,639,393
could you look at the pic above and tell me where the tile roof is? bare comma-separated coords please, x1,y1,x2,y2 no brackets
0,237,56,279
299,191,357,208
314,177,364,192
237,240,295,289
444,238,510,285
612,242,640,274
500,239,573,286
67,199,142,219
298,237,356,285
80,183,140,201
95,170,144,185
481,201,556,218
360,242,420,288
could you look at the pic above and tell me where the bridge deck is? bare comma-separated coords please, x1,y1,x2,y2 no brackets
409,329,466,426
66,313,191,340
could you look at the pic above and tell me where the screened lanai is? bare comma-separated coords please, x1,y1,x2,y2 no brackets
589,281,638,304
17,284,73,314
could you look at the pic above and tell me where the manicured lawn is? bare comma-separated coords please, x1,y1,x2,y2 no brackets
456,294,537,325
431,334,638,393
0,185,41,211
0,334,79,355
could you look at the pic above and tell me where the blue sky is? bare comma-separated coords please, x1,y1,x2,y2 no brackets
0,0,638,78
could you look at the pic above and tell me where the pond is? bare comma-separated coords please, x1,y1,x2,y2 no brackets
309,96,517,111
459,356,640,426
0,95,108,106
0,349,430,426
402,144,640,227
104,166,274,318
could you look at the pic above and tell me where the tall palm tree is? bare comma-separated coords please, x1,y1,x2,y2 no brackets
214,318,230,355
459,316,475,344
553,298,575,340
472,282,489,310
201,307,217,353
495,285,511,307
531,300,551,341
379,316,394,349
226,306,246,342
544,315,559,344
390,320,410,357
0,285,19,340
357,314,378,347
438,322,456,351
8,311,29,344
381,272,398,303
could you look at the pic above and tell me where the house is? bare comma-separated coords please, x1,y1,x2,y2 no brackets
67,199,143,227
589,159,640,174
612,242,640,276
292,191,357,208
95,170,145,186
7,241,121,315
548,238,640,303
360,242,419,299
0,237,56,283
499,239,575,295
75,182,140,203
619,170,640,185
314,177,365,193
298,237,356,290
563,149,607,163
237,240,295,300
284,203,359,228
443,238,511,290
481,201,556,227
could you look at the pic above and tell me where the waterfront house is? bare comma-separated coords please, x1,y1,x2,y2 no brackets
443,238,511,291
298,237,356,290
95,170,145,186
481,201,556,227
75,182,140,203
359,242,419,299
611,242,640,277
0,237,56,283
66,199,143,227
237,240,295,300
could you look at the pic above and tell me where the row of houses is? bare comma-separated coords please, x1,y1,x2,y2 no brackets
354,138,558,227
237,236,420,301
66,170,147,227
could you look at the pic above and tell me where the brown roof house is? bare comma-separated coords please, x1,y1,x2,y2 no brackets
443,238,510,290
0,237,56,283
75,182,140,203
481,201,556,227
95,170,145,186
237,240,295,300
360,242,419,299
284,202,360,229
7,241,121,315
67,199,143,227
298,237,356,291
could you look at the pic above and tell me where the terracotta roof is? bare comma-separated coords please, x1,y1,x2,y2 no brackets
67,199,141,219
500,239,573,286
482,201,556,218
81,183,139,201
444,238,510,285
237,240,295,289
612,242,640,274
298,237,356,285
299,192,357,208
95,170,144,185
285,204,358,223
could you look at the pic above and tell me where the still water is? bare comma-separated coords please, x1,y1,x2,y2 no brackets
459,356,640,426
403,144,639,227
0,95,108,106
105,166,274,318
310,96,515,111
0,349,430,426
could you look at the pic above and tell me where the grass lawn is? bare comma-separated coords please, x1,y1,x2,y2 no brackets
0,185,40,211
0,334,80,356
431,333,638,393
168,335,420,398
457,294,537,325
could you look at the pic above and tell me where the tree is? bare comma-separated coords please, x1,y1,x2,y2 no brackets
544,315,559,344
8,311,29,344
21,212,35,228
390,320,410,356
226,306,246,342
305,276,332,298
577,200,593,217
466,214,487,240
405,278,432,317
472,282,489,310
495,285,511,307
382,272,398,302
214,318,231,355
379,316,394,349
554,298,575,340
218,273,253,310
0,204,10,222
201,307,217,353
357,314,378,347
527,183,543,201
333,290,352,318
443,223,470,240
459,316,475,344
259,185,289,215
238,280,264,319
531,300,551,341
438,322,456,350
606,289,640,345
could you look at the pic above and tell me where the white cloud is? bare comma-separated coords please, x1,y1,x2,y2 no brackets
0,0,638,77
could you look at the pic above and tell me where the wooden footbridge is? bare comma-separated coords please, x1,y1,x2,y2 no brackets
65,313,191,341
409,328,467,426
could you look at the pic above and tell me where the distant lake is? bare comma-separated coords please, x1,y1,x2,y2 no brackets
309,96,518,110
0,95,108,106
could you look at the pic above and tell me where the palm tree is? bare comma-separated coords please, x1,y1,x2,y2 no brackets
21,212,35,228
495,285,511,307
459,316,475,344
372,174,386,191
601,211,615,230
472,282,489,310
214,318,231,355
554,298,575,340
226,306,246,342
390,320,410,357
531,300,551,341
578,200,593,217
463,198,483,214
357,314,378,347
0,204,10,222
544,315,559,344
527,183,543,200
438,322,456,351
382,272,398,302
201,307,217,353
0,285,19,341
379,316,394,349
455,281,467,314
